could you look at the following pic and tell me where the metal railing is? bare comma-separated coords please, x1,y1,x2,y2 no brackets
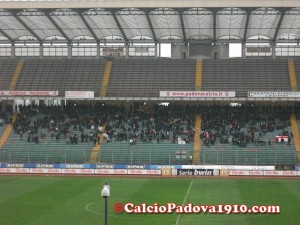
0,149,193,165
0,149,91,164
99,149,193,165
201,149,297,166
0,148,297,165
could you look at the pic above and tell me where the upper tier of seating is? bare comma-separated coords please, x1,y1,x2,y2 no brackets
0,59,19,90
14,59,106,96
0,58,297,97
202,59,290,97
106,59,196,97
294,59,300,89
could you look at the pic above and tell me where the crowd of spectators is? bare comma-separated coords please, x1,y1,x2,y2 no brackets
1,102,297,149
11,103,118,145
199,104,293,148
103,103,197,145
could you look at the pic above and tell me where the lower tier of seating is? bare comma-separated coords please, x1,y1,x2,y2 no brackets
200,142,296,165
0,131,93,164
100,142,193,165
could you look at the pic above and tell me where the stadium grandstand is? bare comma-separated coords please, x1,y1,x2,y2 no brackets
0,0,300,169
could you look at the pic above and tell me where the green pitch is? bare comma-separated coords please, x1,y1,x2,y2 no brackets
0,176,299,225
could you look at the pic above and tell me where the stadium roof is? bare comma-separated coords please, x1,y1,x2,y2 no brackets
0,0,300,44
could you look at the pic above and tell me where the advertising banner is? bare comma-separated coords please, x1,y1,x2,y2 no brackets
264,171,298,176
94,169,127,175
30,168,51,174
0,168,16,173
65,164,84,169
181,165,275,171
61,169,94,174
127,169,161,175
48,169,62,174
0,168,30,173
161,167,172,176
135,47,149,53
126,165,145,169
248,91,300,98
6,163,24,168
230,170,264,176
220,169,230,176
246,47,271,53
65,91,94,99
103,47,124,57
230,170,299,176
0,91,58,96
177,169,219,176
36,164,54,168
275,136,289,142
160,91,236,98
96,164,115,169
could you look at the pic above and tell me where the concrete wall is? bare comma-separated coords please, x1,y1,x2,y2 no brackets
171,43,189,59
187,43,229,59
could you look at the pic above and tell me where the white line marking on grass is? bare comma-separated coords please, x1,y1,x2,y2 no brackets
85,203,102,216
175,179,193,225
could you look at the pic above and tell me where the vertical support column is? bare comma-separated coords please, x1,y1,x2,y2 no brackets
159,43,161,57
125,44,129,59
271,44,276,59
154,43,158,59
10,42,15,59
96,42,100,59
242,42,246,59
67,42,72,59
39,43,43,59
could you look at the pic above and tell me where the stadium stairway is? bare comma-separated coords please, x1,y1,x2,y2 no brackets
193,114,202,164
89,125,106,163
195,60,203,91
288,60,298,91
290,114,300,162
9,60,24,90
100,61,113,97
0,113,17,149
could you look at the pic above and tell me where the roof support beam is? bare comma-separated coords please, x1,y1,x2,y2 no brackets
43,10,71,42
0,28,14,42
111,10,128,43
243,10,251,43
272,8,286,43
77,9,99,42
144,9,157,43
179,9,187,43
9,10,43,43
213,9,217,43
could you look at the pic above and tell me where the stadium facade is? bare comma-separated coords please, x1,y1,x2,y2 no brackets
0,0,299,167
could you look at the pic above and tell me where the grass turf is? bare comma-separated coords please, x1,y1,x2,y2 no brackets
0,176,299,225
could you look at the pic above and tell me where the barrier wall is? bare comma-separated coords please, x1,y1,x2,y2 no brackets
0,163,299,176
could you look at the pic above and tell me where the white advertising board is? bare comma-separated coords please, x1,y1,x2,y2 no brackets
248,91,300,98
160,91,236,98
65,91,94,99
182,165,275,171
0,91,58,96
94,169,127,175
127,169,161,175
